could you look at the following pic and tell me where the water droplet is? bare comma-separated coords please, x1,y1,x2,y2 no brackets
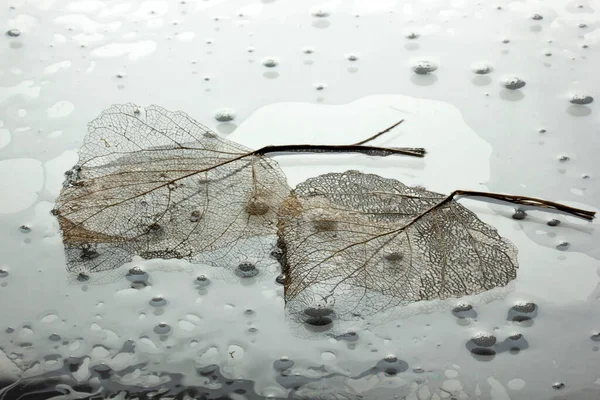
569,94,594,105
76,272,89,282
556,241,570,251
236,262,259,278
384,354,398,363
49,333,61,341
547,219,560,227
405,32,419,39
552,382,565,390
0,269,8,278
195,275,210,288
512,302,537,313
19,225,31,233
262,58,279,68
311,9,330,18
303,47,315,54
502,77,526,90
153,322,171,334
559,155,570,162
273,357,294,371
531,14,543,20
214,108,236,122
502,39,510,44
472,63,493,75
315,84,325,91
126,267,148,282
346,54,358,61
411,60,437,75
275,274,285,284
512,209,527,220
149,296,167,307
538,128,547,133
579,23,588,28
6,29,20,37
591,333,600,341
303,307,334,327
471,334,497,347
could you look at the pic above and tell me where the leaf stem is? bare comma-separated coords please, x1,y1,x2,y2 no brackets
451,190,596,221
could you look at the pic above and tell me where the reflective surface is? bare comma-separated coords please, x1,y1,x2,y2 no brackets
1,0,599,398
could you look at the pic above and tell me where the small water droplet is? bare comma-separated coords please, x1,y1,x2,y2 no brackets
126,267,148,282
472,63,493,75
569,94,594,105
591,333,600,341
76,272,89,282
19,225,31,233
195,275,210,288
149,296,167,307
556,241,570,251
384,354,398,363
236,262,259,278
405,32,419,39
214,108,236,122
262,58,279,68
538,128,546,133
49,333,61,341
512,209,527,220
559,155,570,162
579,23,588,28
531,14,543,20
311,9,330,18
411,60,437,75
275,274,285,284
502,39,510,44
547,219,560,227
552,382,565,390
273,357,294,371
315,84,325,91
346,54,358,61
6,29,20,37
153,323,171,334
502,77,526,90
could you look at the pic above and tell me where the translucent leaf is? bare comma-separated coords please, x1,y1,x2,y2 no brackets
54,104,291,277
278,170,519,321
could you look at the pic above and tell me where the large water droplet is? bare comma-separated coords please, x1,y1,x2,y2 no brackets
569,94,594,105
214,108,236,122
502,77,526,90
411,60,438,75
